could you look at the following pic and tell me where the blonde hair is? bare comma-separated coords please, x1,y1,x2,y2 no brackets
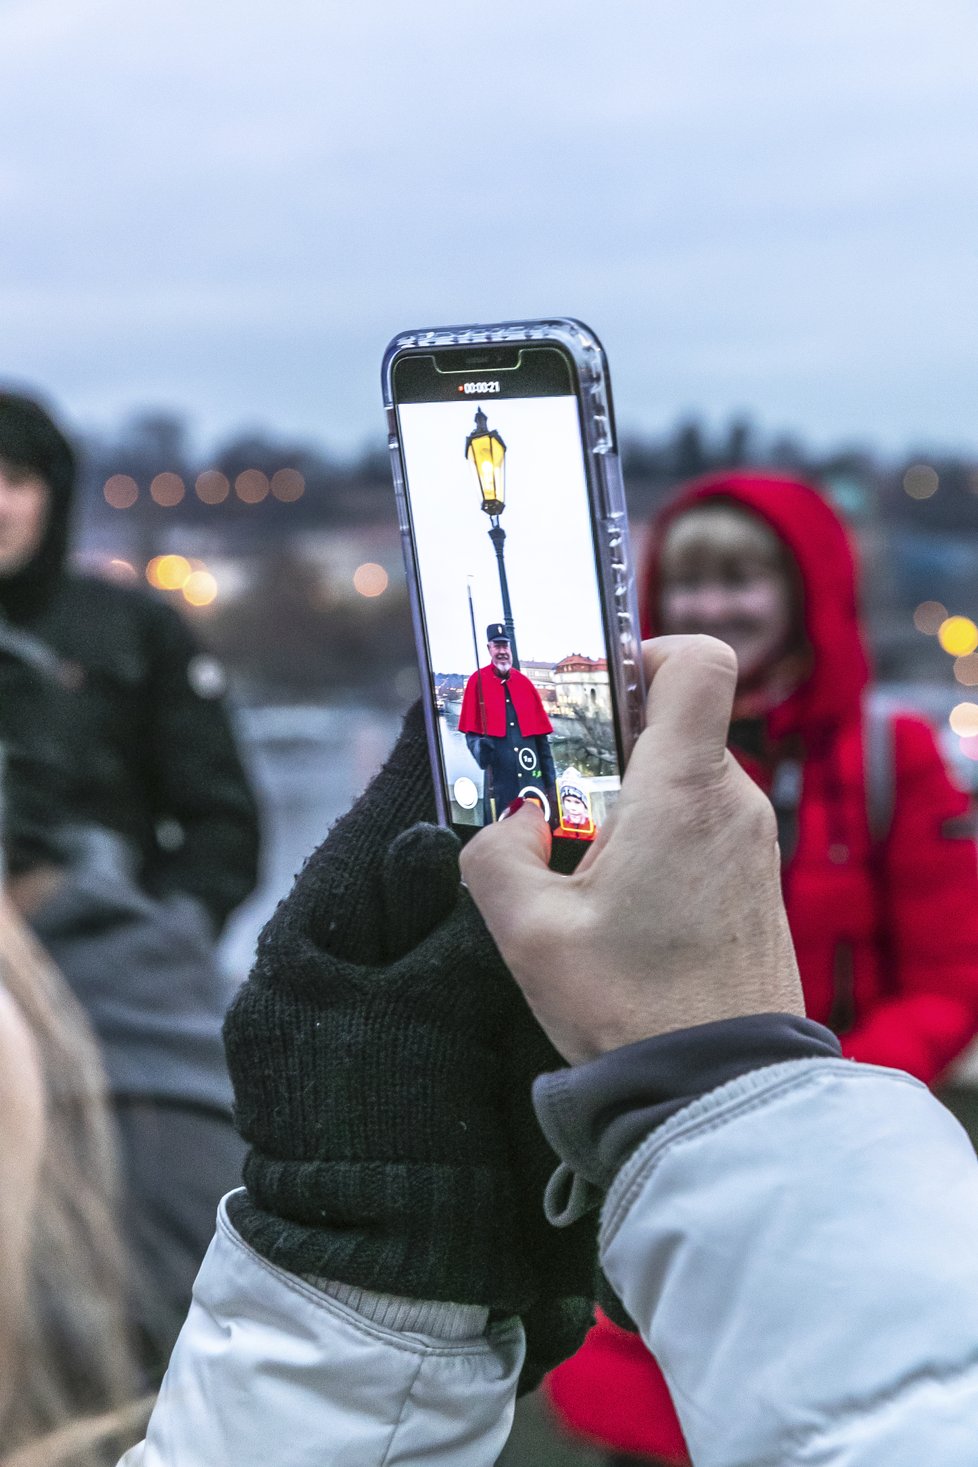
660,502,788,577
0,898,152,1466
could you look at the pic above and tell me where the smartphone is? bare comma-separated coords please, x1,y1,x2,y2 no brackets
382,319,644,868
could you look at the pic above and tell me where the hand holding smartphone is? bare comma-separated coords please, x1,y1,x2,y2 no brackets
383,319,644,869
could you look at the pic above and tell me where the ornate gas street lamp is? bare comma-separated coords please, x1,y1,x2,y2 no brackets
465,407,519,667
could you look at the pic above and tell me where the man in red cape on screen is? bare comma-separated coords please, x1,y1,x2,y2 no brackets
459,624,556,825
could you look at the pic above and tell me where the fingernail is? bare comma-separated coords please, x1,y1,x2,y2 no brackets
499,798,525,822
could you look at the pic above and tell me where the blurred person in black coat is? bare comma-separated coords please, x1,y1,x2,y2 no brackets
0,392,259,928
0,390,262,1378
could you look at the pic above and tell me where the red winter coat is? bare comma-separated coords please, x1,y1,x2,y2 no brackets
458,665,552,737
546,470,978,1463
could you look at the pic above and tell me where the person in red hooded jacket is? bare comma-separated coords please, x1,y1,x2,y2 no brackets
545,469,978,1467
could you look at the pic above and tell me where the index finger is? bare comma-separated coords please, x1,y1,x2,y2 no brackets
459,800,554,944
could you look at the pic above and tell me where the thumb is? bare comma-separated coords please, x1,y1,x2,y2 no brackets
381,823,461,957
624,634,739,793
460,802,554,955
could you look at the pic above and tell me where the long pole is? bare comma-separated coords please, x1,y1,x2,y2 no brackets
487,521,519,668
467,580,495,822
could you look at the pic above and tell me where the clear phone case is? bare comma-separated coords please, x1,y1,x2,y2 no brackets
382,317,645,833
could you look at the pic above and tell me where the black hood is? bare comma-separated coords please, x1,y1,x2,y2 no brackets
0,392,76,622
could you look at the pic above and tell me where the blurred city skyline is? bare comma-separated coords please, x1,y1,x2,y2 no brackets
2,1,977,457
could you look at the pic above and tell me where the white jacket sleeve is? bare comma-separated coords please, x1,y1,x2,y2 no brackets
600,1058,978,1467
119,1197,523,1467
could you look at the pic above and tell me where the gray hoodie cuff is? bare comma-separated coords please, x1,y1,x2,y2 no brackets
533,1014,841,1221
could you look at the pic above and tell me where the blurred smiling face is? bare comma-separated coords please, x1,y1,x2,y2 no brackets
658,504,797,683
0,464,49,575
489,640,512,673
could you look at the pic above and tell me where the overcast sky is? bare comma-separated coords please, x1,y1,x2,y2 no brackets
2,0,977,457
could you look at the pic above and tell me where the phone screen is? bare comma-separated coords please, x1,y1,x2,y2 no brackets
393,345,623,843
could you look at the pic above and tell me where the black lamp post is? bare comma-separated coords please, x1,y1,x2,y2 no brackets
465,407,519,668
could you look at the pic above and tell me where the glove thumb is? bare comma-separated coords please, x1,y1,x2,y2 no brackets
381,823,462,958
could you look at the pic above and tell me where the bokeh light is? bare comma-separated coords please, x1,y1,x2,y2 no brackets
954,654,978,687
150,472,186,507
961,735,978,762
196,470,230,504
235,469,269,504
903,464,939,500
107,558,138,582
147,554,192,591
182,570,218,607
271,468,305,502
103,474,138,509
913,600,948,635
938,616,978,657
949,702,978,738
353,562,389,597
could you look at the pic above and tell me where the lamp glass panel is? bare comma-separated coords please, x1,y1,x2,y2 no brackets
467,434,506,511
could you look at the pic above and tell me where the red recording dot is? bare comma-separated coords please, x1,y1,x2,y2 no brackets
458,385,464,392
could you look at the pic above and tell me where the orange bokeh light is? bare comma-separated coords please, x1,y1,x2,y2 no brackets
107,558,138,582
182,570,218,607
353,562,389,598
271,468,305,502
150,472,186,507
913,600,947,635
196,470,230,504
235,470,269,504
949,702,978,738
147,554,192,591
104,474,139,509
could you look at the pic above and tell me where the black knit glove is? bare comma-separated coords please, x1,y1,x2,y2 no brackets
223,702,596,1392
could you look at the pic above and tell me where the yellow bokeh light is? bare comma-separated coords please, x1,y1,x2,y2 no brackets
196,470,230,504
104,474,139,509
903,464,939,500
147,554,192,591
954,654,978,687
938,616,978,657
913,600,948,635
949,702,978,738
235,469,270,504
353,562,389,598
182,570,218,607
271,468,305,502
150,472,186,507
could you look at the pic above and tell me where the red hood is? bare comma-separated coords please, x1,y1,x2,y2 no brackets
639,470,871,741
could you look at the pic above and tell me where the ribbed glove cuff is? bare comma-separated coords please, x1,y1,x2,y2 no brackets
226,1169,537,1314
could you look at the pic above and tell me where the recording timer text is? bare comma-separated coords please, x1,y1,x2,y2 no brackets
459,381,501,394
